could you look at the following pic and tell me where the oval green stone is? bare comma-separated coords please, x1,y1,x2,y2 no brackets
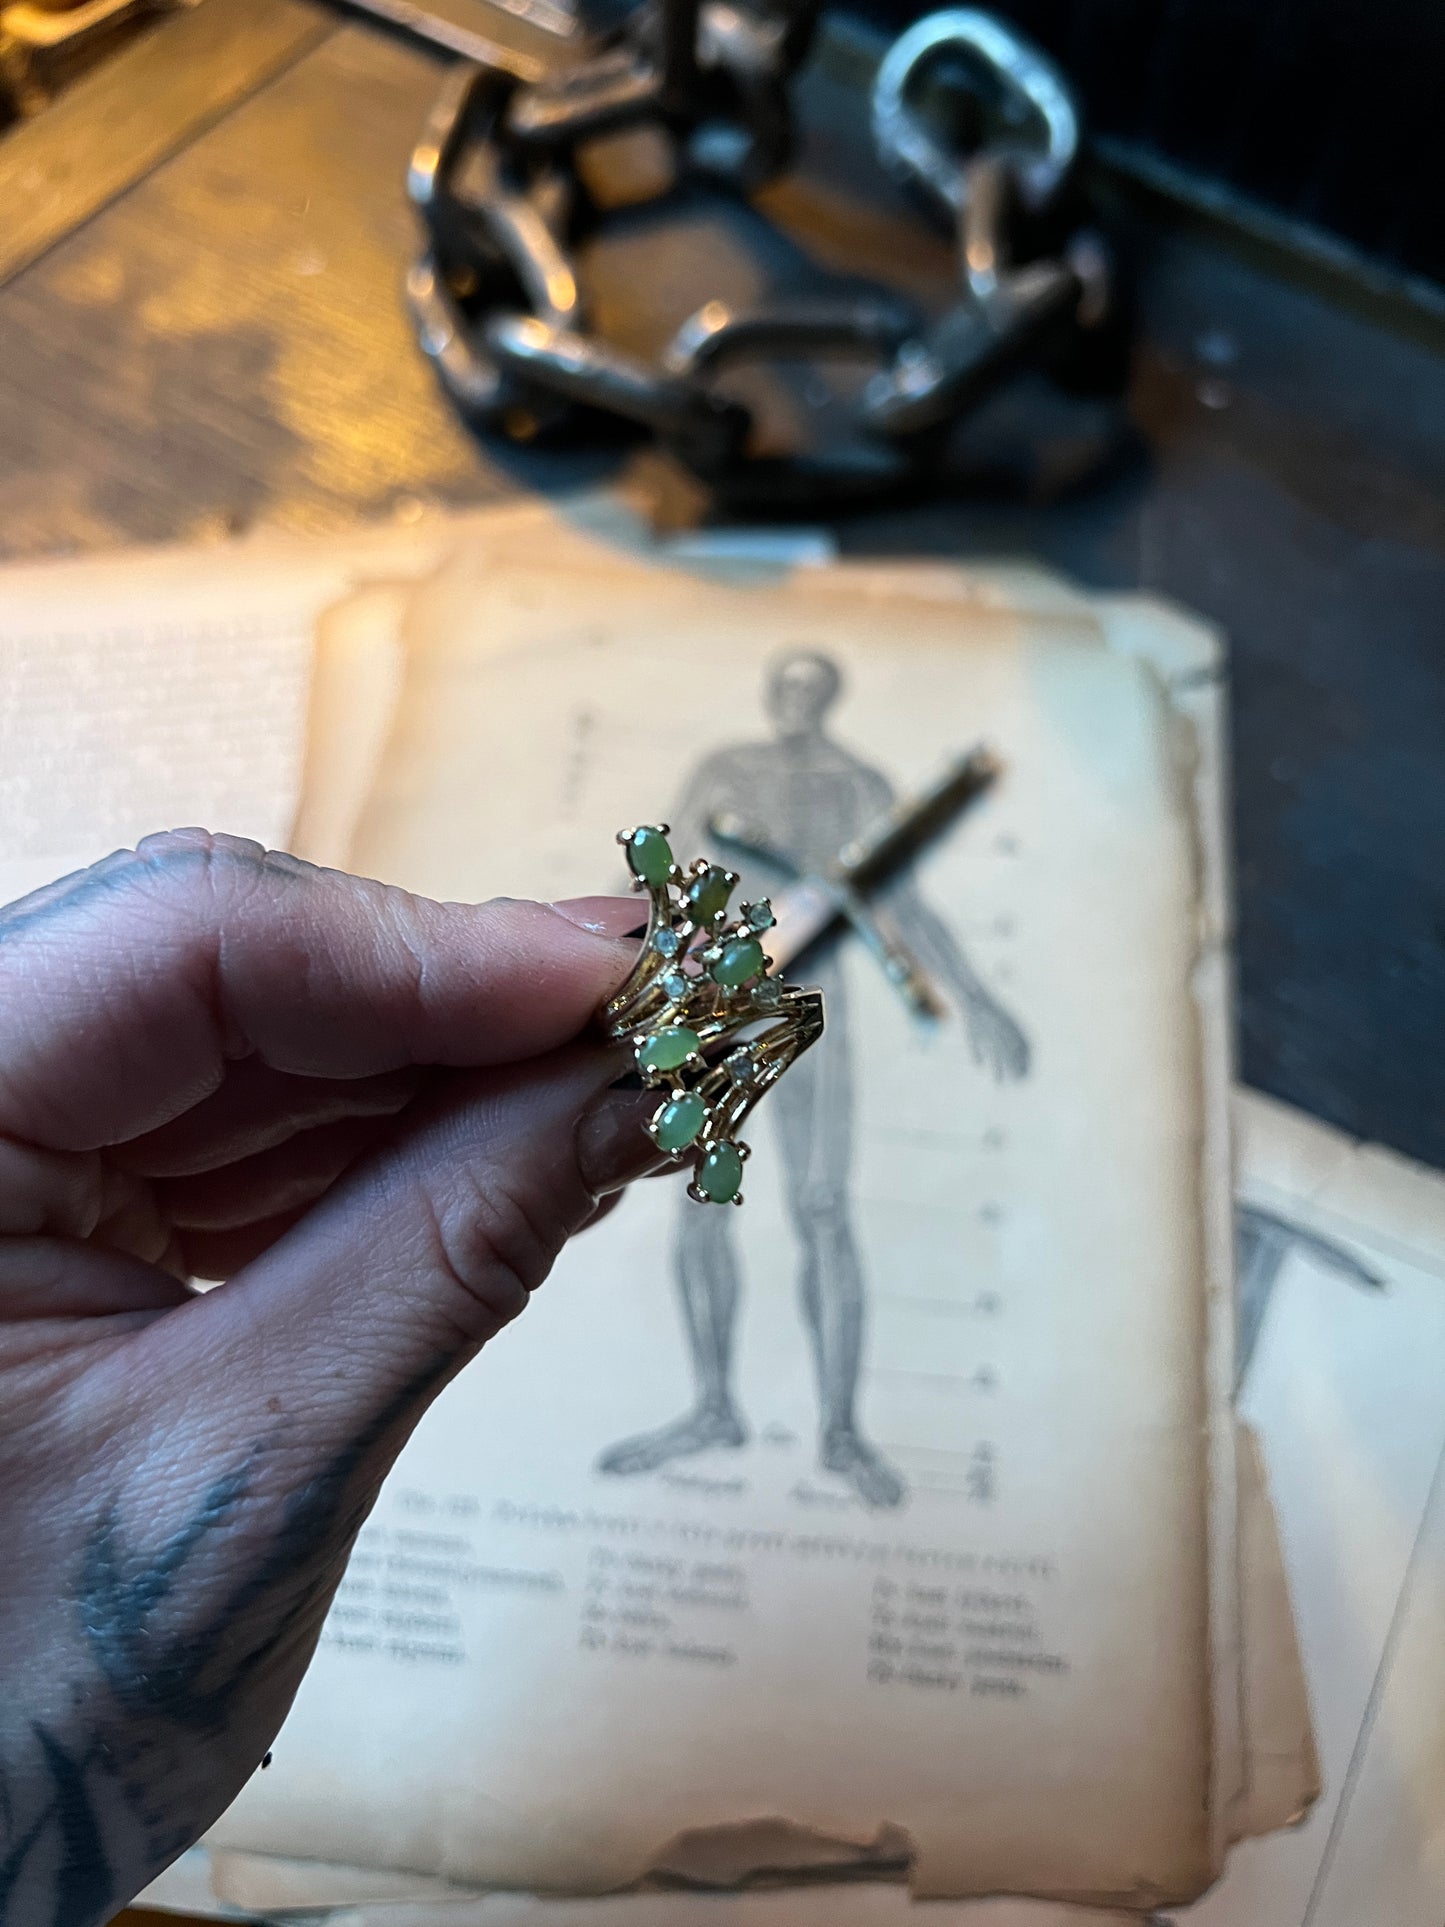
637,1025,699,1074
698,1141,743,1203
710,936,765,988
687,866,734,923
626,826,673,888
654,1092,706,1153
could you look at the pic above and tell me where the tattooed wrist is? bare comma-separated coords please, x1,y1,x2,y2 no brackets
0,1720,122,1927
1,1357,451,1923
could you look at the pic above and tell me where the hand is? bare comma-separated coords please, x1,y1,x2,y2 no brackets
0,831,660,1926
963,991,1031,1081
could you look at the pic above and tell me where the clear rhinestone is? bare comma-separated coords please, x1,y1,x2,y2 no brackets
725,1047,754,1082
745,899,775,932
753,977,782,1008
652,926,681,957
663,970,689,1001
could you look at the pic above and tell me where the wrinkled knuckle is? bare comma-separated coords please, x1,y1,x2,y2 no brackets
133,827,267,881
120,830,274,922
425,1171,563,1341
374,894,432,1007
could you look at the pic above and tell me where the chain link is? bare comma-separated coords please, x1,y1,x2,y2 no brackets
406,1,1114,501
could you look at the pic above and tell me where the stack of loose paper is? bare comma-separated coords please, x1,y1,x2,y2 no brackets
145,1074,1445,1927
7,504,1416,1926
229,517,1271,1910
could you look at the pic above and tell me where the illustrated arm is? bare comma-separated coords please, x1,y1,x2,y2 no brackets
881,871,1031,1081
837,761,1027,1078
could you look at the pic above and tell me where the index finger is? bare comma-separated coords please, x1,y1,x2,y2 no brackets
0,830,636,1151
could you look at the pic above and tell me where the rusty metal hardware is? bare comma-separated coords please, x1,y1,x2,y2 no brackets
405,1,1116,501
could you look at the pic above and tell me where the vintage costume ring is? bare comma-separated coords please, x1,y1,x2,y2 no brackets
600,824,825,1205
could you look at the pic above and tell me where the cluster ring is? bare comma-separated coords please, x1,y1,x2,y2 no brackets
599,824,825,1205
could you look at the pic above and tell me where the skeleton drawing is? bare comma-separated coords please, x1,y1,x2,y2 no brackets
597,649,1030,1508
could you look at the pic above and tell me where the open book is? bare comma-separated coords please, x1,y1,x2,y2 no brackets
0,509,1319,1922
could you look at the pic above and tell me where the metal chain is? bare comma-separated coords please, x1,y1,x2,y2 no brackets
405,1,1114,502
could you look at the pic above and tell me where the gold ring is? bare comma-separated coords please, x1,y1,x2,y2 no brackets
600,824,825,1205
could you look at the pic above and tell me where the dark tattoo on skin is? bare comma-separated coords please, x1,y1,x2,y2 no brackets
31,1731,112,1927
0,1358,451,1927
0,1758,61,1917
81,1457,260,1721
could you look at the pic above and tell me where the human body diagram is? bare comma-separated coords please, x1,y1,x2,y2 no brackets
597,651,1031,1508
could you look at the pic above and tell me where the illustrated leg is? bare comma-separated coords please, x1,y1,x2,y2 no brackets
774,967,905,1509
595,1199,748,1476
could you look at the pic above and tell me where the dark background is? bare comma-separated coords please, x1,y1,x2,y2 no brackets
859,0,1445,289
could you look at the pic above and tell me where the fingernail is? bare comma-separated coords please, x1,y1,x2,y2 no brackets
576,1085,676,1197
549,895,645,940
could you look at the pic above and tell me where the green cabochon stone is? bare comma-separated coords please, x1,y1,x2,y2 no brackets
654,1092,706,1151
626,826,673,887
637,1026,700,1074
687,866,734,923
710,936,765,987
698,1142,744,1202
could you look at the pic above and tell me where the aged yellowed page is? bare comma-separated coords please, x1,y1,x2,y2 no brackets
213,559,1220,1907
1183,1090,1445,1927
291,581,415,871
0,555,323,904
157,548,1314,1926
173,1081,1445,1927
149,1423,1305,1919
143,541,1318,1921
0,495,673,909
0,514,494,907
1228,1425,1320,1841
219,1875,1154,1927
286,517,835,871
